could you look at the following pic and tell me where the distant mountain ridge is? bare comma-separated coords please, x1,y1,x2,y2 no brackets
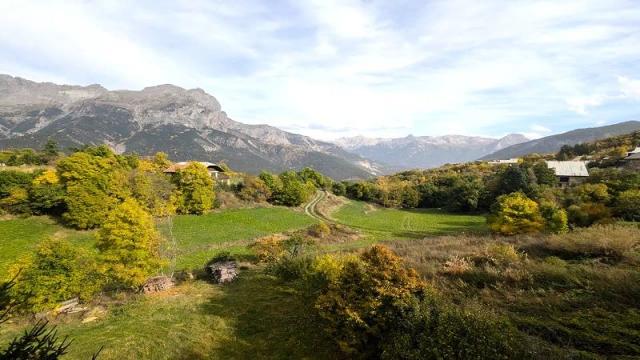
0,74,383,180
334,133,529,170
480,121,640,160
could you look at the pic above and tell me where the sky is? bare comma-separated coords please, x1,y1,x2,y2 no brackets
1,0,639,140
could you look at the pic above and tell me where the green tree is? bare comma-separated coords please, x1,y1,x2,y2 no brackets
29,169,66,215
532,162,557,186
272,171,314,206
96,199,164,289
331,181,347,196
171,162,215,214
488,192,545,235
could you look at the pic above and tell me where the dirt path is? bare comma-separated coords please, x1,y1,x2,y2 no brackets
304,190,334,223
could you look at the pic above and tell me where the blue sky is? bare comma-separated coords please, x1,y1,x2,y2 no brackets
1,0,639,140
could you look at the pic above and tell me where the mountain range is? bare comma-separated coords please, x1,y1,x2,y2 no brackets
333,133,529,171
0,75,382,180
480,121,640,160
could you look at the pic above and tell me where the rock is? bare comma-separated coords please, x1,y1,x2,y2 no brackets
141,276,175,294
206,261,238,284
55,298,86,314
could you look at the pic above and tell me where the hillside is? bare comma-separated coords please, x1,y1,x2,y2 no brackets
480,121,640,160
0,75,381,180
334,133,528,170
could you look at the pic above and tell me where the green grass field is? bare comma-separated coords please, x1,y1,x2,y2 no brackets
0,271,339,359
0,201,490,359
159,207,317,270
332,201,487,240
0,217,94,275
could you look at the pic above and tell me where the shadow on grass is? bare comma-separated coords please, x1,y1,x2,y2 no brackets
197,270,341,360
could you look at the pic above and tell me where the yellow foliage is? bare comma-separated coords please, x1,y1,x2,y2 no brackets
32,169,59,186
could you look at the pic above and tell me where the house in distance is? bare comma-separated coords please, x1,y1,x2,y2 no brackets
163,161,231,184
623,147,640,170
546,161,590,187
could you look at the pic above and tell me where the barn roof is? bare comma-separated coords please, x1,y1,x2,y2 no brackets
164,161,225,173
546,161,590,177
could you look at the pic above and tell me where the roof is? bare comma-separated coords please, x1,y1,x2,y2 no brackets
546,161,590,177
164,161,225,173
626,153,640,160
629,147,640,154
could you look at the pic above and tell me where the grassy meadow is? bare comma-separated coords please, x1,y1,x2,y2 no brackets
332,200,487,240
2,197,637,358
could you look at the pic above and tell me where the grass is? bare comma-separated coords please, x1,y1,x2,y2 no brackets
159,207,317,270
0,217,95,275
332,201,487,241
387,225,640,358
0,271,339,359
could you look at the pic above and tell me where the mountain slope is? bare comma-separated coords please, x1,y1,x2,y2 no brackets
334,133,528,170
480,121,640,160
0,74,382,180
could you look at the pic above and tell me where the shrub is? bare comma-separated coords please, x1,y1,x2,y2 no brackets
0,187,30,214
307,222,331,238
315,245,425,355
381,300,525,360
540,202,568,234
486,243,522,267
251,235,286,263
543,225,640,260
488,192,544,235
271,171,315,207
441,256,472,275
236,176,271,203
566,202,613,227
9,238,101,313
96,199,164,289
331,182,347,196
0,170,34,198
615,189,640,221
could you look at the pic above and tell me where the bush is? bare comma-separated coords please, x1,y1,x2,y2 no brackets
566,202,612,227
488,192,544,235
236,176,271,203
9,238,101,313
251,235,287,263
0,187,30,214
271,171,315,207
28,170,66,215
485,243,522,267
315,245,425,355
307,222,331,238
615,189,640,221
0,171,34,198
96,199,164,289
540,202,568,234
381,300,525,360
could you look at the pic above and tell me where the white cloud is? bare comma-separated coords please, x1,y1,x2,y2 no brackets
1,0,639,139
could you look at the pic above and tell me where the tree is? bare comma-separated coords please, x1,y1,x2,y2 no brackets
497,165,531,195
488,192,544,235
615,189,640,221
129,161,176,217
42,139,60,159
29,170,66,215
236,176,272,203
331,182,347,197
272,171,314,206
297,167,331,189
56,147,131,229
532,162,557,186
96,199,164,289
9,239,101,313
171,162,215,215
